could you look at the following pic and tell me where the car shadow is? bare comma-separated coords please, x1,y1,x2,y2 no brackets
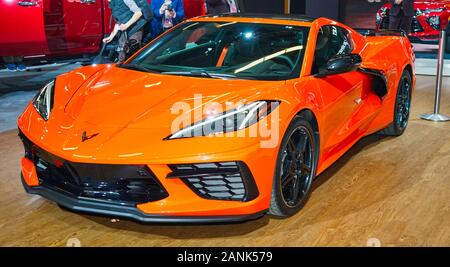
312,133,390,191
74,134,390,239
80,212,271,239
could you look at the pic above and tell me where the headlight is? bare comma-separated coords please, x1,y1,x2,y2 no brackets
416,8,445,17
423,8,445,14
33,80,55,121
166,100,280,140
416,9,423,16
427,16,441,30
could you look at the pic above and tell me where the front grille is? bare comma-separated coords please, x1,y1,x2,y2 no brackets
379,10,423,33
167,162,259,202
19,131,169,205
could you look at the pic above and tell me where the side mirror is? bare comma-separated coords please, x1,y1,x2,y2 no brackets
317,54,362,77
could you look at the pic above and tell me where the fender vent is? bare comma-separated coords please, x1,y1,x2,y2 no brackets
359,68,388,100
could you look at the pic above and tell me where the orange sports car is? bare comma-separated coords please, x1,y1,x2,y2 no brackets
18,14,415,223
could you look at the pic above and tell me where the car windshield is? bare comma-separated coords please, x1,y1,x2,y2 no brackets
128,22,310,81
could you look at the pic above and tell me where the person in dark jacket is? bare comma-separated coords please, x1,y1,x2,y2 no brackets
206,0,229,15
151,0,184,38
446,17,450,50
447,16,450,34
103,0,151,62
389,0,415,34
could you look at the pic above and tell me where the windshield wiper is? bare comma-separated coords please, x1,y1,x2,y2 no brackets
162,71,242,80
162,70,214,78
118,63,159,73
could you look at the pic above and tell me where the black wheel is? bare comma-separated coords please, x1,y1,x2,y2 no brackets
269,117,318,217
380,70,412,136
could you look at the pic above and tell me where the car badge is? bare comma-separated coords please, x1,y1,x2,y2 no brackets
81,131,99,142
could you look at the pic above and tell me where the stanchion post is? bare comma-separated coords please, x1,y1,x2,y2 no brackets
421,29,450,122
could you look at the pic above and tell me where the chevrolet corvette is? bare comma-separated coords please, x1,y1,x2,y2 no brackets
18,14,415,223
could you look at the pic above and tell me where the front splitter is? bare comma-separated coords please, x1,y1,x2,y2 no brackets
21,175,267,224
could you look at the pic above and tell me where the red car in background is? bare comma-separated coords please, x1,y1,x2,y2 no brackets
376,0,450,44
0,0,205,63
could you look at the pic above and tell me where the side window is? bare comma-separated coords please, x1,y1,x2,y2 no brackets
312,25,353,74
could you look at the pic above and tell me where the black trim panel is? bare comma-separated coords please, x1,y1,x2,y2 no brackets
167,162,259,202
200,13,315,22
358,67,389,100
21,175,267,224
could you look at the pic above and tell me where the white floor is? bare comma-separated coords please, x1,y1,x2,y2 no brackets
415,58,450,76
0,63,81,133
0,63,81,93
0,91,37,133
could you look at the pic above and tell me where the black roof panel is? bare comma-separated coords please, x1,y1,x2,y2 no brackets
200,13,316,23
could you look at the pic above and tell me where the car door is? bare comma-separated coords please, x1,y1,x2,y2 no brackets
44,0,103,56
309,25,365,157
0,0,48,57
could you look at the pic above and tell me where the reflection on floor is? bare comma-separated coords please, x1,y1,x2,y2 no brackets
0,75,449,246
415,58,450,76
0,91,37,133
0,63,81,94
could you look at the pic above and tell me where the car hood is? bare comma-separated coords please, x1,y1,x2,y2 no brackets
57,65,286,134
32,65,288,162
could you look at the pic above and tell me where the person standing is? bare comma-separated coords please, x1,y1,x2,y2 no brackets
446,17,450,52
205,0,229,15
103,0,151,62
227,0,238,13
447,16,450,34
389,0,415,34
151,0,185,38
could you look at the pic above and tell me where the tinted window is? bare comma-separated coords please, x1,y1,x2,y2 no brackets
130,22,310,81
312,25,353,74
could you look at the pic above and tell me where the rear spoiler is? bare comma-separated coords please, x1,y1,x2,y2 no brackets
357,29,408,38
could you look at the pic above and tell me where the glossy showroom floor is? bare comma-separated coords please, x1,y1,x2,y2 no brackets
0,75,449,247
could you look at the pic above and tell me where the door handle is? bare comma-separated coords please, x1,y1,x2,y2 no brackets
17,1,38,6
80,0,96,4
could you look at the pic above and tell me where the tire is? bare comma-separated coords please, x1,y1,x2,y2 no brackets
380,70,412,136
269,116,319,217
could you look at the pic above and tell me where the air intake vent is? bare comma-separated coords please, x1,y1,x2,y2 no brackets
167,162,259,202
19,131,169,205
